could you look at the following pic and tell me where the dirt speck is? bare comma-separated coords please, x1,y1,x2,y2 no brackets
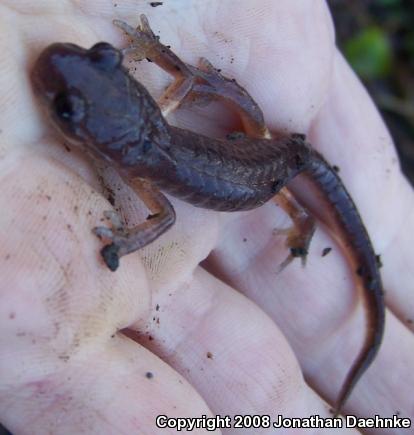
322,247,332,257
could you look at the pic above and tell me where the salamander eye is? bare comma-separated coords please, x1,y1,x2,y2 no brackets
89,42,122,70
53,92,85,123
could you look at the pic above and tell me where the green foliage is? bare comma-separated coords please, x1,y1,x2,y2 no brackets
345,26,392,79
375,0,401,6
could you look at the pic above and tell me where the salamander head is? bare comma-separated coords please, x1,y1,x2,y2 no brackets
31,42,171,168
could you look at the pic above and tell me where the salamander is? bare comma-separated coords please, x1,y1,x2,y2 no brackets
31,15,384,415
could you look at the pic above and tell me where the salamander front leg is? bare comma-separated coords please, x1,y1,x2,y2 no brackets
186,57,271,139
113,15,195,116
93,179,175,271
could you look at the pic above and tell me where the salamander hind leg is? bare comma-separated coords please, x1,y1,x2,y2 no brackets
273,188,315,272
93,179,175,271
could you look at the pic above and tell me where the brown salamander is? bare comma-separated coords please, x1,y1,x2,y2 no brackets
31,15,384,415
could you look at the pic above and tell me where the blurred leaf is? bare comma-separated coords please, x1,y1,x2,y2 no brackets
405,32,414,60
374,0,401,6
345,26,392,79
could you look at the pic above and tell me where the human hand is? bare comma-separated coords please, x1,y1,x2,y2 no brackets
1,1,413,434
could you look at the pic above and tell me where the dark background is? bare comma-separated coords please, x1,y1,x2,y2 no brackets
329,0,414,184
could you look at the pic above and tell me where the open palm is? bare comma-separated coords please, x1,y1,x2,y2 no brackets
0,1,413,434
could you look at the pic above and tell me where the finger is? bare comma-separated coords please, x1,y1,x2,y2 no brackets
128,266,363,432
2,333,216,434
